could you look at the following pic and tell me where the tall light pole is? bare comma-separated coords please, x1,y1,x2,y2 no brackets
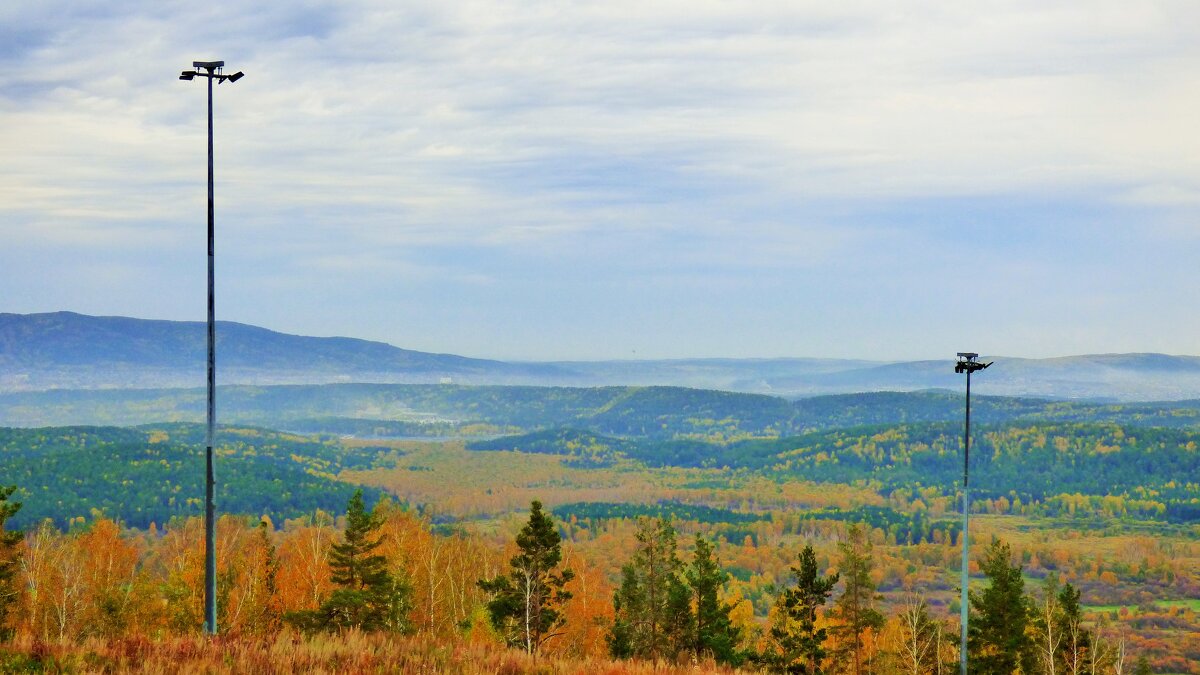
954,352,991,674
179,60,243,636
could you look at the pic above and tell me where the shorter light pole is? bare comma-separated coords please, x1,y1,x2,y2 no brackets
954,352,990,675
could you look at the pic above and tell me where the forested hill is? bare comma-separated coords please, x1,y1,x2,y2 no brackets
469,421,1200,523
0,424,386,530
4,383,1200,438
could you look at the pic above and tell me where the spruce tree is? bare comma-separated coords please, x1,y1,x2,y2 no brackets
286,490,412,632
766,543,839,674
685,534,742,665
968,538,1033,674
828,524,884,675
0,486,21,641
478,500,574,654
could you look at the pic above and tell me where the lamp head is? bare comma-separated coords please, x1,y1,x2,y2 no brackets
955,352,992,374
227,71,244,83
179,71,196,80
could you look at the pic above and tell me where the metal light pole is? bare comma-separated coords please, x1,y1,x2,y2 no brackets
179,60,243,636
954,352,990,674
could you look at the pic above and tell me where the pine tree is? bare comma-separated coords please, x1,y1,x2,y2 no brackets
766,543,839,674
0,486,21,641
968,538,1033,674
1132,655,1152,675
685,534,742,665
1056,581,1089,673
608,565,640,658
828,524,885,675
286,490,412,632
607,517,693,661
477,500,575,654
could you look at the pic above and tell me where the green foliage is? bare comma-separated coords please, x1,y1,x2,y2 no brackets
969,538,1034,674
0,425,384,529
792,506,959,545
685,535,743,665
553,501,763,527
764,544,839,674
0,486,21,641
468,428,634,466
828,524,884,675
287,490,412,633
608,518,693,661
478,501,574,654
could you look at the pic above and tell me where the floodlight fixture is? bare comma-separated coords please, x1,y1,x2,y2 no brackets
955,352,992,374
179,58,243,637
954,351,991,675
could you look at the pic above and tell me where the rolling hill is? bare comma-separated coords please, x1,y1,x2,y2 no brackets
5,311,1200,400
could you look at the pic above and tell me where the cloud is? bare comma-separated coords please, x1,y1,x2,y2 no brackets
2,1,1200,359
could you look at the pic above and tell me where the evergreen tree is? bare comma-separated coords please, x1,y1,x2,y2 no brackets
968,538,1033,674
0,486,20,641
607,517,693,661
478,500,575,654
685,534,743,665
766,543,839,674
608,565,640,658
665,571,695,658
1132,655,1152,675
1056,581,1089,672
828,524,885,675
286,490,412,632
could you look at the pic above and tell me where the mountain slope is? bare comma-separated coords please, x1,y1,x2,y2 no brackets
0,311,567,389
5,312,1200,400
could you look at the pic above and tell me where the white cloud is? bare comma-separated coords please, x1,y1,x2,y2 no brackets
2,1,1200,358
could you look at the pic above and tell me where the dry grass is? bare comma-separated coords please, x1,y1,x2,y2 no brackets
0,631,742,674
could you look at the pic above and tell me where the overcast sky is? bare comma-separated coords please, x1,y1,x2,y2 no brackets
2,1,1198,360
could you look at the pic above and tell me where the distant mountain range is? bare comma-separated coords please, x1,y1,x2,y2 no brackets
4,311,1200,401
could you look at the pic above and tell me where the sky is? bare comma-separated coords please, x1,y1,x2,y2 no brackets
2,1,1199,361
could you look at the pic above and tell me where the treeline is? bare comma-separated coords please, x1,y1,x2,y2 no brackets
0,488,1182,673
553,501,765,526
